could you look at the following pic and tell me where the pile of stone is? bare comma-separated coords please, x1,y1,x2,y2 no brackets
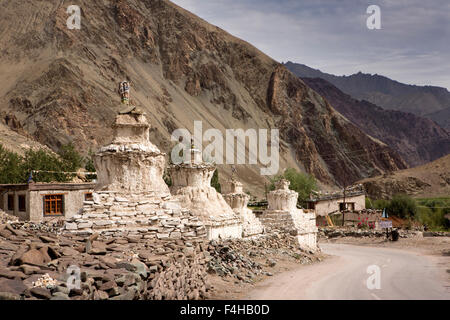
0,221,211,300
422,231,450,237
0,205,63,234
0,216,323,300
206,233,319,282
0,210,18,224
319,227,425,239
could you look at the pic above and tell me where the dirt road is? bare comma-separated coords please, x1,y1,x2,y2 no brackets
246,243,450,300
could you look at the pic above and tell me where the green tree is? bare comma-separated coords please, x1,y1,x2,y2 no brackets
270,168,317,207
211,169,221,193
0,143,87,183
0,144,25,183
84,149,97,180
374,199,390,210
58,143,83,172
386,194,417,219
22,149,68,182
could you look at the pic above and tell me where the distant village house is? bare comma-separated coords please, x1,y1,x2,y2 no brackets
0,182,95,222
306,186,366,217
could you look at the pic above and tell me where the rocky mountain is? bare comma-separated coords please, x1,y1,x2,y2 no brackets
0,0,406,195
302,77,450,167
360,155,450,199
284,61,450,130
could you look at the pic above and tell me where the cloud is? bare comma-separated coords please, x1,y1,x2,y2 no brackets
171,0,450,89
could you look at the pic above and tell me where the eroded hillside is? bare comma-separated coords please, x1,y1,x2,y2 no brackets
0,0,406,195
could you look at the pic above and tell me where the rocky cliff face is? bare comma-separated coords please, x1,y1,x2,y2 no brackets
302,77,450,167
0,0,405,192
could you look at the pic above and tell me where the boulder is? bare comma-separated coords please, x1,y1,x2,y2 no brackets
17,249,47,266
50,292,70,300
19,264,44,275
30,287,52,300
0,291,21,300
0,278,27,295
0,268,27,279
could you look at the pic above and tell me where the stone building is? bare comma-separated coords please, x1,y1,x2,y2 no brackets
222,178,264,237
64,108,207,241
168,147,242,240
306,187,365,217
259,179,318,251
0,182,94,222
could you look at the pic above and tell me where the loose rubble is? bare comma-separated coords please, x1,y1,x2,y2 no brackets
0,218,320,300
318,227,429,239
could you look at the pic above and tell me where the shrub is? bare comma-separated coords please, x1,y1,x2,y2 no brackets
365,198,373,209
415,200,450,231
386,194,417,219
211,169,221,193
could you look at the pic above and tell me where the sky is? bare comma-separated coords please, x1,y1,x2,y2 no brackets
171,0,450,89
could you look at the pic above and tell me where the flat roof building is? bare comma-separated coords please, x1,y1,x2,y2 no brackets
0,182,95,223
306,188,365,217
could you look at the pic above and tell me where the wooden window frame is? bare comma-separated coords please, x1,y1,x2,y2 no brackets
43,194,65,216
18,195,26,212
7,194,14,211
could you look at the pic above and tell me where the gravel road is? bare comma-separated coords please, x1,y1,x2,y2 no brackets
246,243,450,300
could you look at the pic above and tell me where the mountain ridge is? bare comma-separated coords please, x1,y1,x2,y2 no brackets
0,0,406,196
302,77,450,167
284,61,450,130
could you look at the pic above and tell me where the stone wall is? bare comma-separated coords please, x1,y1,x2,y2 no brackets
64,191,206,241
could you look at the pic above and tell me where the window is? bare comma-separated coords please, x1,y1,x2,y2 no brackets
7,194,14,211
84,192,93,201
339,203,347,211
43,194,64,216
18,195,26,212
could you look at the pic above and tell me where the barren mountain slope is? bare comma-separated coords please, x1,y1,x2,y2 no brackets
360,155,450,199
0,0,406,195
302,77,450,167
